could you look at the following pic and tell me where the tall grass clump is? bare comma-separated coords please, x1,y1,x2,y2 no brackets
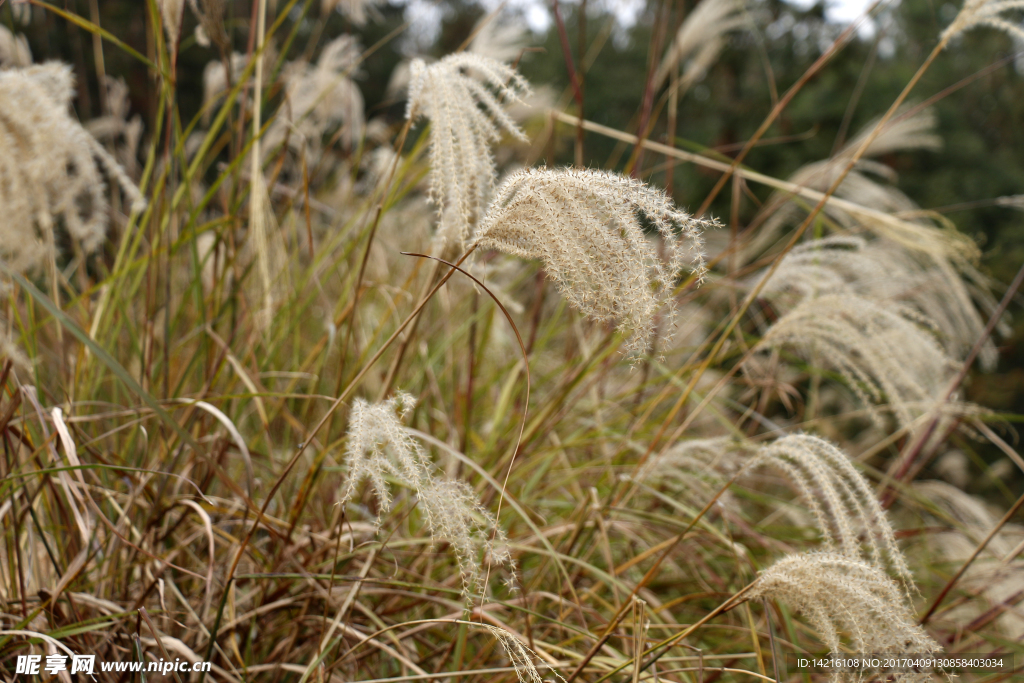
0,63,145,273
0,1,1021,681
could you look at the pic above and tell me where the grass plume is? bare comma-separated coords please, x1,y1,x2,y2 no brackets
750,552,942,682
0,63,145,274
472,166,714,356
340,392,514,599
406,52,530,247
751,293,959,428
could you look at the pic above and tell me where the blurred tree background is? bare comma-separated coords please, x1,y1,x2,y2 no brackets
5,0,1023,470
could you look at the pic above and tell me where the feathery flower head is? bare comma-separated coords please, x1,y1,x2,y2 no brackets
654,0,747,91
750,552,941,682
89,79,145,180
744,435,913,587
202,48,278,124
752,108,939,240
481,625,544,683
472,167,714,356
188,0,228,50
762,236,1000,369
9,2,31,25
269,35,365,156
752,293,957,428
942,0,1024,42
639,436,742,497
406,52,529,247
0,63,146,273
157,0,185,48
643,434,914,588
469,16,528,63
202,52,246,118
741,107,979,272
840,107,943,161
0,25,32,69
0,335,31,371
341,392,513,598
782,107,941,218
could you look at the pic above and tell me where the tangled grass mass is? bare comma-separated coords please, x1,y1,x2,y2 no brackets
0,0,1022,681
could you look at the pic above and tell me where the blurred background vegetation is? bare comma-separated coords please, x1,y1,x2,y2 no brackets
7,0,1023,469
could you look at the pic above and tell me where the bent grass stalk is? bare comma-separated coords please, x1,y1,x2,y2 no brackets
398,252,532,610
564,468,745,683
222,245,478,593
617,29,966,499
7,3,1024,681
590,583,757,683
880,259,1024,506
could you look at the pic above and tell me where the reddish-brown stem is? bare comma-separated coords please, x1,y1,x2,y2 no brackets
626,0,671,177
694,3,880,216
223,246,477,591
552,0,585,109
552,0,586,167
881,258,1024,507
921,489,1024,625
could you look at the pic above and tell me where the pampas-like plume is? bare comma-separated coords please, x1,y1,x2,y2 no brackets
268,35,365,156
0,335,31,371
913,480,1024,638
0,25,32,68
642,434,912,585
0,63,146,273
762,236,1000,370
752,293,958,428
469,16,528,63
341,392,513,598
638,436,741,498
202,49,278,124
87,78,144,177
406,53,529,246
840,107,944,159
157,0,185,48
750,552,941,682
202,52,247,121
739,106,988,289
789,108,940,219
654,0,747,91
744,435,913,586
746,107,945,264
480,625,544,683
188,0,228,50
472,167,712,356
942,0,1024,41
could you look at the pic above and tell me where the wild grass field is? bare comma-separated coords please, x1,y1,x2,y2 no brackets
1,0,1023,681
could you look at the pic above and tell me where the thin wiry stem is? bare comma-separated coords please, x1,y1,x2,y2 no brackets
921,489,1024,624
625,28,957,491
693,1,881,216
222,246,477,595
881,258,1024,506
